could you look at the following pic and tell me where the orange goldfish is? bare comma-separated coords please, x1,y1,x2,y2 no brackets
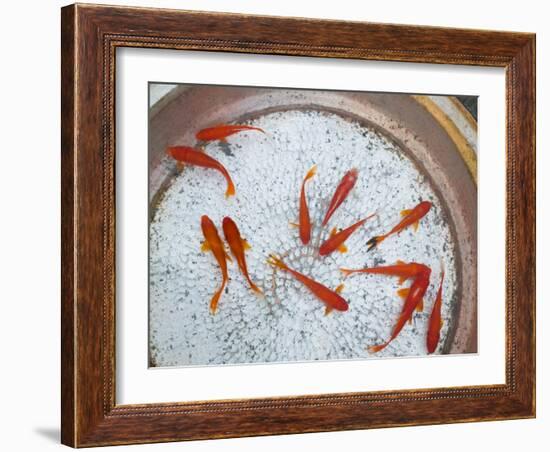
167,146,236,198
322,168,359,226
196,124,265,143
427,267,445,354
368,265,431,353
266,254,348,315
296,165,317,245
341,260,430,285
200,215,232,314
319,214,376,256
367,201,432,251
222,216,263,296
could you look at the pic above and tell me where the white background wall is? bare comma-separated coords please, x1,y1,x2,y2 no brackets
0,1,545,450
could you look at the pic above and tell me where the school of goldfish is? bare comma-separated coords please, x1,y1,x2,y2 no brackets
166,123,447,355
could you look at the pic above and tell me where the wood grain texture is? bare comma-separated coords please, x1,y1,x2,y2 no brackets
60,3,536,447
60,5,76,446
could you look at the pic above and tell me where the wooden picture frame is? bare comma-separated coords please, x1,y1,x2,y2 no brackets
61,3,535,447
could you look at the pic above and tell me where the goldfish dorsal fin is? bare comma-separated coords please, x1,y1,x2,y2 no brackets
324,306,333,316
337,243,348,253
416,298,424,312
413,221,420,232
200,241,210,252
400,209,413,217
242,239,251,250
335,283,345,294
330,227,338,237
397,288,410,299
396,259,406,265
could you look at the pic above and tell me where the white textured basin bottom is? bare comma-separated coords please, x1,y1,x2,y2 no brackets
149,109,458,367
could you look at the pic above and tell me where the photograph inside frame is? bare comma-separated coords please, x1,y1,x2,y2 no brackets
148,82,478,368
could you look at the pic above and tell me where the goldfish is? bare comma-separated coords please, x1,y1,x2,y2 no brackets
266,254,348,315
341,260,430,285
322,168,359,226
200,215,232,314
222,216,263,296
167,146,236,198
319,213,376,256
368,266,431,353
293,165,317,245
367,201,432,251
196,124,265,143
427,267,445,354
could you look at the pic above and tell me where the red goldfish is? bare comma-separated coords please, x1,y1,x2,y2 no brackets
319,213,376,256
196,124,265,143
322,168,359,226
200,215,232,314
427,267,445,354
341,260,430,285
368,266,431,353
222,216,263,296
266,254,348,315
367,201,432,251
167,146,236,198
296,165,317,245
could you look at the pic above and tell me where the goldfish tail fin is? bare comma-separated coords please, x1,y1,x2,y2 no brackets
225,180,236,198
340,268,354,278
365,212,377,221
209,288,223,315
368,342,387,354
367,235,385,252
266,254,288,271
248,280,264,297
305,164,317,181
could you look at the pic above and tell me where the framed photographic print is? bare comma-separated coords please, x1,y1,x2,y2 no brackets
61,3,535,447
